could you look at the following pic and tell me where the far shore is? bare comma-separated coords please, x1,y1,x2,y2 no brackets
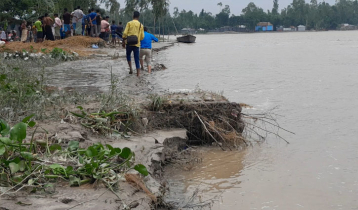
178,29,357,36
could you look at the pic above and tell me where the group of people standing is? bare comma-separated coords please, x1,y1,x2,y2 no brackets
1,10,160,77
3,6,124,44
15,13,55,43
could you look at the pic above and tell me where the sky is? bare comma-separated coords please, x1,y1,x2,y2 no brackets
116,0,336,15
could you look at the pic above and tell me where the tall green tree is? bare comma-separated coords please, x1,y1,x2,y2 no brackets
216,5,230,26
150,0,169,39
242,2,267,31
270,0,281,30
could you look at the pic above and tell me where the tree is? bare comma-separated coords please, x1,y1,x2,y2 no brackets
242,2,267,31
173,7,179,18
1,0,357,33
150,0,169,39
229,14,244,27
270,0,281,30
197,9,215,29
215,5,230,26
0,0,33,22
222,5,230,14
272,0,279,15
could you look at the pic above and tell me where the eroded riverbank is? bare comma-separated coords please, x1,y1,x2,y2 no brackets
0,40,252,210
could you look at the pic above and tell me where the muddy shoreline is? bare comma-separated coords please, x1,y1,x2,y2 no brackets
0,41,245,210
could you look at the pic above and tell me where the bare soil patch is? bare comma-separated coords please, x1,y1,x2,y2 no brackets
0,36,105,56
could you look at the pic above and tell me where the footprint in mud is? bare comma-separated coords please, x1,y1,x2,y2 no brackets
153,63,167,71
60,198,74,204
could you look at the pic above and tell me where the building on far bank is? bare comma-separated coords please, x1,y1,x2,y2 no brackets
208,25,248,33
339,23,357,30
298,25,306,31
283,26,297,32
277,25,297,32
255,22,273,32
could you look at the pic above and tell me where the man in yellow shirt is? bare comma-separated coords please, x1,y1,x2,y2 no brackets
122,11,144,76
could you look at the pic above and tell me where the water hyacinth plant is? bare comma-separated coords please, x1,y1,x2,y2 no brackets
0,116,148,196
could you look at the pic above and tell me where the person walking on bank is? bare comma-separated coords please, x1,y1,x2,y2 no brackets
122,11,144,76
140,27,158,74
34,17,43,43
72,6,84,35
43,13,54,41
20,20,28,43
54,14,62,40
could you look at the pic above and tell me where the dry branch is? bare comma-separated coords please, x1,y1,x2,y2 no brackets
240,108,294,144
194,111,225,151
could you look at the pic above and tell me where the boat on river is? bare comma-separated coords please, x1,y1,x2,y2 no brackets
177,35,196,43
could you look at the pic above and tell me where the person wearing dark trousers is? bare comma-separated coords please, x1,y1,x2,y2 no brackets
117,22,123,41
89,8,97,37
100,16,110,41
110,21,118,45
96,10,101,37
34,17,43,43
43,13,54,41
85,9,91,36
122,11,144,77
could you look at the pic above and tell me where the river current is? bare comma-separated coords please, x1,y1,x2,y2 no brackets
155,32,358,210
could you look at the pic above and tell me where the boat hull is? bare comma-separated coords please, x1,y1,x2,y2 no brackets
177,35,196,43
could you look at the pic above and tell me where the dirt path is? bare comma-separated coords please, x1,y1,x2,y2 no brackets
43,42,173,96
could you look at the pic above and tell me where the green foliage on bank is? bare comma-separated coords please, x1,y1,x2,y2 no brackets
0,117,148,195
1,0,358,32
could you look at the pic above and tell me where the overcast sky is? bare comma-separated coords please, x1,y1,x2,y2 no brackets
117,0,336,15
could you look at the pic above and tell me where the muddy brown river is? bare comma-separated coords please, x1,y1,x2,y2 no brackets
45,31,358,209
155,32,358,210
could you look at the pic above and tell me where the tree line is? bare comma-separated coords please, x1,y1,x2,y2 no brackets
167,0,358,32
1,0,358,33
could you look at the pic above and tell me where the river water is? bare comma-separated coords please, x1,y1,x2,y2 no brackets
155,32,358,209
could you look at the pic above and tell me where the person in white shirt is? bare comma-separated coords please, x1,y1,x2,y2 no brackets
54,14,62,40
0,30,7,41
71,6,84,35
